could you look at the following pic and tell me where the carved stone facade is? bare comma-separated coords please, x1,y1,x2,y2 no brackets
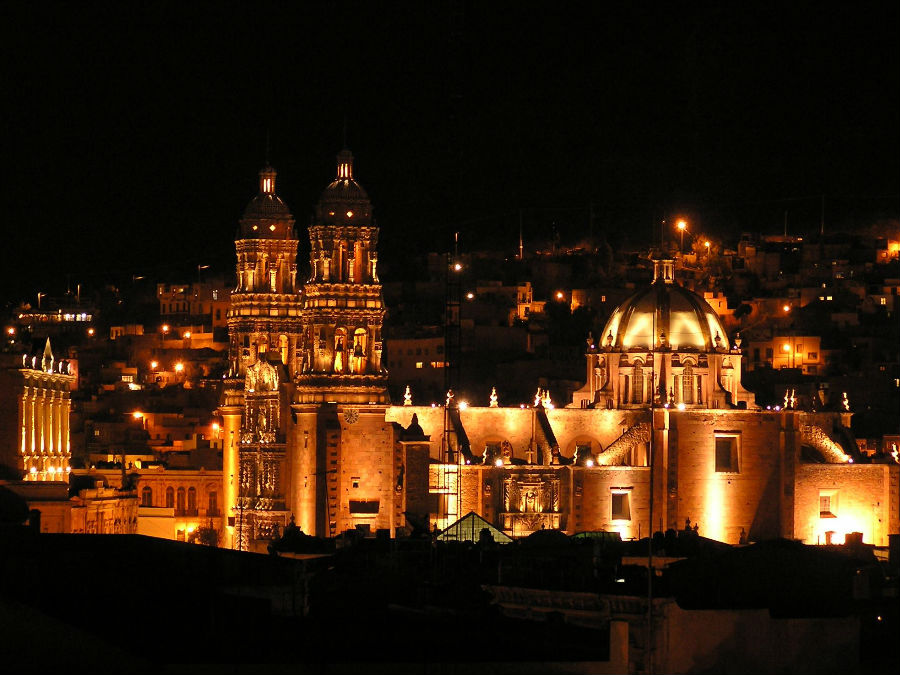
221,165,301,550
0,341,75,481
217,154,898,551
294,149,388,405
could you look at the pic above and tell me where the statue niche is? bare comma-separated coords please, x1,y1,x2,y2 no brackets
245,357,279,393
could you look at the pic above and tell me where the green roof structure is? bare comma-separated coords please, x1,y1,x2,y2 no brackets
437,511,512,544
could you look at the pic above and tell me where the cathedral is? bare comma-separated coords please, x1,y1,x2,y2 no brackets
218,150,899,552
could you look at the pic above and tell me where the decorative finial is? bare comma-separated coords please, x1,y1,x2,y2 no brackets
446,389,454,407
789,389,797,409
403,385,412,406
734,332,742,351
784,389,790,409
714,332,722,349
842,391,850,411
534,387,543,407
42,338,54,373
489,387,499,407
542,389,553,410
606,330,614,346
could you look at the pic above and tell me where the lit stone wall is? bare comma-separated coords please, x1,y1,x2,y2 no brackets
669,410,785,543
331,408,397,535
379,405,898,543
290,408,326,536
795,463,898,545
385,406,651,465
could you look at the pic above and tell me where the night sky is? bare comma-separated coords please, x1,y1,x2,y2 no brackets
3,1,898,305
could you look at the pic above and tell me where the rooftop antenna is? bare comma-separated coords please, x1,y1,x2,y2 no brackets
265,129,271,166
518,211,524,260
820,194,825,237
342,116,348,149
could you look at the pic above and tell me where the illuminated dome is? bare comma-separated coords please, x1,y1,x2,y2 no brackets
240,166,295,237
315,148,372,224
601,259,729,352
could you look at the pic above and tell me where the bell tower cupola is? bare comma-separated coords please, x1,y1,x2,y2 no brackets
296,148,388,404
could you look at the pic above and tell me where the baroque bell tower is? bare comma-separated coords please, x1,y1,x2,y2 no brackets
228,165,302,376
291,149,396,539
220,164,302,550
295,148,388,403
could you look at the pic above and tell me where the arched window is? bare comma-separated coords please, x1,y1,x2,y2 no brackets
187,487,197,513
631,360,644,404
165,487,175,509
279,335,289,366
176,487,186,514
351,328,367,373
682,361,695,404
141,486,152,507
208,491,218,516
333,328,347,373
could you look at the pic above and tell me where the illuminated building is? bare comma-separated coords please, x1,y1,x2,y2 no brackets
219,163,302,549
216,154,898,551
0,339,75,481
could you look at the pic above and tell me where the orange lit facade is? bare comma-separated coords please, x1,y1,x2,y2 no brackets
746,335,825,374
0,341,75,481
216,155,898,551
220,164,302,550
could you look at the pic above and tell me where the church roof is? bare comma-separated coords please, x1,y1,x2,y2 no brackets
600,258,729,352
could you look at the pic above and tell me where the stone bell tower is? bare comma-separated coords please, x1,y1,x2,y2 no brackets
220,164,302,550
291,149,396,539
294,148,388,404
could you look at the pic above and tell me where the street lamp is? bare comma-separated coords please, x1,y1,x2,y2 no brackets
37,292,46,309
704,241,711,259
197,264,209,284
676,220,687,254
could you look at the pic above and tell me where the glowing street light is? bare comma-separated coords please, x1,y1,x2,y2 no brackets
174,362,184,373
150,360,158,369
704,241,711,259
453,262,462,272
676,219,688,254
556,291,564,300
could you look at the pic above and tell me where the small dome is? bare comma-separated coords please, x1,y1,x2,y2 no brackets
315,148,372,224
240,165,295,236
601,259,729,351
242,193,293,221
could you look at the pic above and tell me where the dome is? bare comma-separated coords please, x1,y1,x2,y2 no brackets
239,166,295,237
315,149,372,224
601,259,729,352
243,193,293,221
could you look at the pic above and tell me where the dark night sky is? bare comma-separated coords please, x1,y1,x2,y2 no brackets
3,1,898,305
